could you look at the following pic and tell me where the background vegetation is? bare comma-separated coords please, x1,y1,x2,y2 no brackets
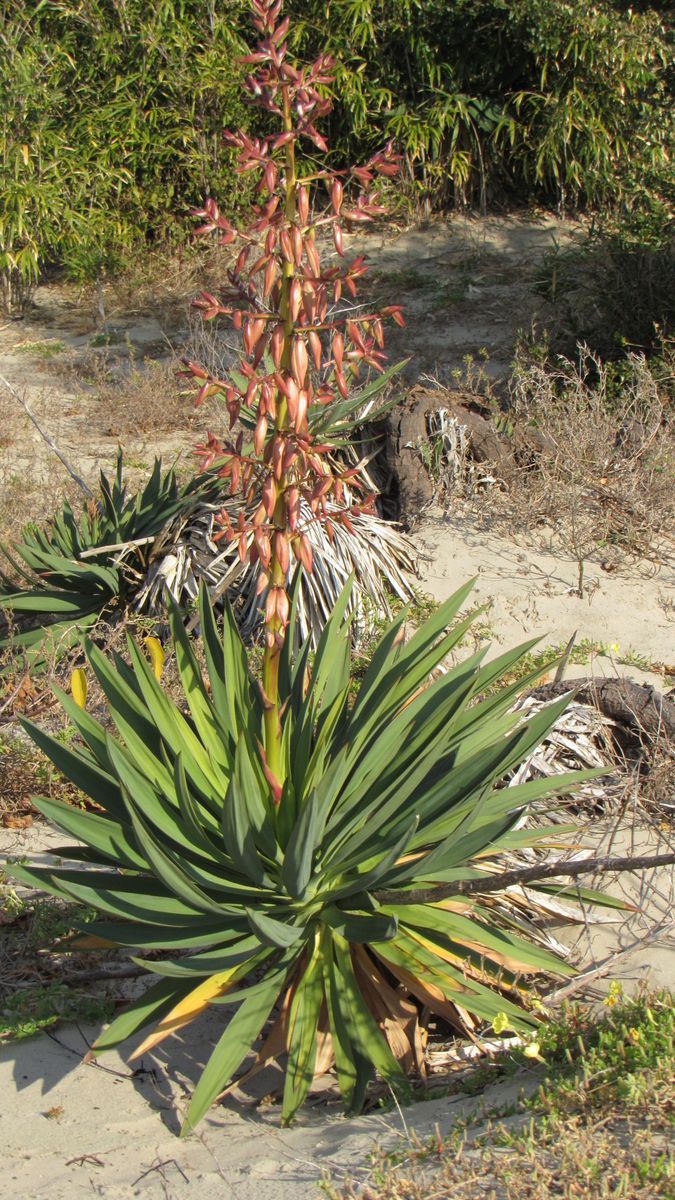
1,0,672,312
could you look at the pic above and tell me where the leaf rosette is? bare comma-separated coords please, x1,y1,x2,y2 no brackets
7,577,603,1131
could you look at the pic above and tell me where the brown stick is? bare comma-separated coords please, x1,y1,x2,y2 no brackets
375,850,675,907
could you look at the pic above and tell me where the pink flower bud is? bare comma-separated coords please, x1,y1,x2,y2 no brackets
294,389,308,432
271,322,285,367
306,239,320,277
280,229,294,263
282,441,298,473
287,487,300,531
289,278,302,321
263,258,278,298
331,179,343,215
261,475,277,517
291,337,308,386
255,569,270,596
275,587,290,628
297,185,309,225
235,246,250,274
295,532,313,573
254,528,271,569
254,413,267,455
308,330,322,371
274,531,290,575
291,225,303,265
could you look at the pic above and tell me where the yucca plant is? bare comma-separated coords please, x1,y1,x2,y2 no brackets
9,579,603,1131
0,451,220,670
5,0,616,1133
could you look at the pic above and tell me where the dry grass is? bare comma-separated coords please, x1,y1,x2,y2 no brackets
494,346,675,578
52,352,222,439
325,990,675,1200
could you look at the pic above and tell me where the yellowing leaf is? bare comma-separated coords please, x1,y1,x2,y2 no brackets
144,635,165,681
20,143,30,165
70,668,88,708
129,968,242,1060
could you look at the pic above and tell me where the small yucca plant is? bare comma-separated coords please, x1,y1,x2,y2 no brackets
5,0,612,1133
0,452,220,670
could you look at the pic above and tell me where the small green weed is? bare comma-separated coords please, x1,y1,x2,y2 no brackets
89,330,124,347
11,339,66,358
2,982,115,1041
0,892,113,1040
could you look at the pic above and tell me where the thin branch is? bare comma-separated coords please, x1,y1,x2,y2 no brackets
0,373,94,499
375,851,675,907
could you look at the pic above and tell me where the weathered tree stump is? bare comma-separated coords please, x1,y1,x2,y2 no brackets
384,385,514,526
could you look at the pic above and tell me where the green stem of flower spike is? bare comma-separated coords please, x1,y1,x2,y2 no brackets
262,84,297,788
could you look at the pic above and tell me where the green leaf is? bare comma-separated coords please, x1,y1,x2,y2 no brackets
30,796,148,871
245,908,305,948
180,957,291,1135
332,932,411,1098
281,789,326,899
322,905,398,943
282,930,324,1123
93,977,195,1054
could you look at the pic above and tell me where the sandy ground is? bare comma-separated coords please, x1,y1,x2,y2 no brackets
417,507,674,691
1,214,674,1197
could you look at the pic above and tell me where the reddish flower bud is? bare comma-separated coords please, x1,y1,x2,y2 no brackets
274,531,290,575
305,238,320,277
235,246,251,274
294,532,313,573
282,441,298,473
254,413,267,455
294,388,308,432
289,278,302,321
280,229,293,263
255,569,270,596
297,184,309,225
308,330,322,371
331,179,343,215
271,322,285,367
291,337,308,386
254,527,271,569
275,587,290,627
263,258,278,297
287,486,300,531
291,225,303,265
261,474,277,517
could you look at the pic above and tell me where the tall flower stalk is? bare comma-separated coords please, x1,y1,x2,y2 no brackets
183,0,403,784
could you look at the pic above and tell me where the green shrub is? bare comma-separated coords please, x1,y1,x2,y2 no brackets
0,0,252,311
